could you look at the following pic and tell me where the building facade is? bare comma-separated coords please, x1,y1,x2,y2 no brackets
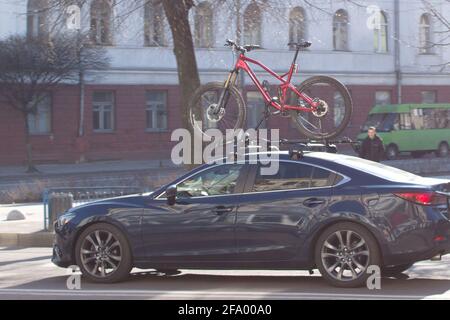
0,0,449,165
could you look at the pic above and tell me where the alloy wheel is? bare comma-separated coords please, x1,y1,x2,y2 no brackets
80,230,122,278
320,230,370,281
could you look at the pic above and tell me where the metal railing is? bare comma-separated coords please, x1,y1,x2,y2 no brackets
43,186,148,231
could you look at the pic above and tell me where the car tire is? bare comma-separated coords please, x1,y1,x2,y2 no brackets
386,144,399,160
75,223,133,284
381,263,413,277
436,142,449,158
315,222,381,288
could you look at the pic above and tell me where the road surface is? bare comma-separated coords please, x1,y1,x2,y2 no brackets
0,247,449,300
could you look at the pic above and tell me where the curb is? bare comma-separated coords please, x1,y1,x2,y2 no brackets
0,232,53,248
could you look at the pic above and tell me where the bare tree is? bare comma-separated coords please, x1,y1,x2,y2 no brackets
0,34,109,172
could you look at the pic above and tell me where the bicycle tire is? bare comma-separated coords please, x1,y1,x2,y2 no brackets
290,76,353,140
188,81,246,139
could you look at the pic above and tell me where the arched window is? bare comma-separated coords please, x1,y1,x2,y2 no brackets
289,7,306,50
374,11,388,53
195,2,214,48
90,0,113,45
243,2,261,45
144,0,167,47
419,13,432,54
333,9,349,51
27,0,48,38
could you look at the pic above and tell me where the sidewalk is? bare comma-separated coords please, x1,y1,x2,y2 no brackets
0,159,178,179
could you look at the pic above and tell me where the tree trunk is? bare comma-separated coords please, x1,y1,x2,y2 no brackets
162,0,200,129
22,111,39,173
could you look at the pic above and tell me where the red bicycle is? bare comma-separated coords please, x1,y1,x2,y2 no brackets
189,39,353,140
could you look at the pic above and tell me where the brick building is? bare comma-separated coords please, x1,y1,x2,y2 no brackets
0,0,449,165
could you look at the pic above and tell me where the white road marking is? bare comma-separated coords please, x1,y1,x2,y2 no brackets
0,288,448,300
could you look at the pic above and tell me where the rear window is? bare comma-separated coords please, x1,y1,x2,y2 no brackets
333,156,426,183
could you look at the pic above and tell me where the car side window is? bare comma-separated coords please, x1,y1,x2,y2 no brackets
176,164,244,198
253,162,313,192
252,162,340,192
311,167,336,188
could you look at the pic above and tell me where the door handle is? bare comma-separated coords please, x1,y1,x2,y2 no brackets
303,198,326,208
214,206,235,215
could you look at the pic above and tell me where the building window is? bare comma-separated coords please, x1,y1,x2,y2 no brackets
144,0,167,47
419,13,433,54
421,90,437,103
146,91,168,131
195,1,214,48
374,11,388,53
375,91,391,106
93,92,114,132
90,0,113,45
27,0,48,38
28,94,51,134
243,2,261,45
333,9,349,51
289,7,306,50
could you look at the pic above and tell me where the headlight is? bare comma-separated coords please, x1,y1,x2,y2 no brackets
57,213,76,227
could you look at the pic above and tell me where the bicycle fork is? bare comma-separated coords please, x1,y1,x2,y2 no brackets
215,69,239,113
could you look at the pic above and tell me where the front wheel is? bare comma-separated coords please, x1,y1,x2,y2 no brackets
189,81,246,140
75,223,132,283
290,76,353,140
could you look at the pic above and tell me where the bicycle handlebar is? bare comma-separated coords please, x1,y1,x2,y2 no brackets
225,39,261,53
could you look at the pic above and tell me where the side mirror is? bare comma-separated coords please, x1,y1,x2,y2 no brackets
166,185,177,206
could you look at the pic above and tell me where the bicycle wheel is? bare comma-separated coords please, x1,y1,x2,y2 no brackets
189,81,246,140
290,76,353,140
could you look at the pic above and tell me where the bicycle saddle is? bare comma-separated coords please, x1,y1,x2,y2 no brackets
288,40,312,48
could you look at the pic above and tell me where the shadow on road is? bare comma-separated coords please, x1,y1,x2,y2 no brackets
5,270,450,299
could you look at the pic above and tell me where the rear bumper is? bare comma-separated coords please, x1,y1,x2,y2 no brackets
383,222,450,266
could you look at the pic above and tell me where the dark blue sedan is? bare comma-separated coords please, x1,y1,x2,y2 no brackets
52,151,450,287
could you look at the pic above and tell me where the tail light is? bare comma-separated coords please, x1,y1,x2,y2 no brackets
394,192,447,206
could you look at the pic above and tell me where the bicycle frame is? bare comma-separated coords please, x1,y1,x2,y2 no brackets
225,53,320,112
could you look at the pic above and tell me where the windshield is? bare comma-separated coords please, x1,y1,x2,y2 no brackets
362,113,399,132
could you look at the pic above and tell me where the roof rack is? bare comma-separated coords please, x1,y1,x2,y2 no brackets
225,135,359,161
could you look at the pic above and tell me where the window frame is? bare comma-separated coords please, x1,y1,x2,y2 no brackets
289,6,307,51
92,91,115,133
145,90,169,132
27,93,52,135
90,0,114,46
144,0,167,47
243,2,262,46
374,11,388,53
333,9,349,51
194,1,214,48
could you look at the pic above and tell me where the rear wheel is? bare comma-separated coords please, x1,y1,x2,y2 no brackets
189,81,246,140
75,223,132,283
290,76,353,140
386,144,399,160
436,142,449,158
315,222,381,288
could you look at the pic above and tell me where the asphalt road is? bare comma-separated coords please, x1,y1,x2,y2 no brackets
0,247,449,300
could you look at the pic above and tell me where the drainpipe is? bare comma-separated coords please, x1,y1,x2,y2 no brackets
394,0,402,104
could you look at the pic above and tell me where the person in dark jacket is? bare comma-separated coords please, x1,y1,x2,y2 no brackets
359,127,385,162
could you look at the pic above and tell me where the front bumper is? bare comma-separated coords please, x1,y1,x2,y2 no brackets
51,224,77,268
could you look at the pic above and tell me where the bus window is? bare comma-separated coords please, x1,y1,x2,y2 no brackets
362,114,385,131
436,109,449,129
423,109,436,129
411,109,424,130
380,113,399,132
399,113,412,130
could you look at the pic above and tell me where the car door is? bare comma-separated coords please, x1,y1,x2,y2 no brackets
235,161,334,262
140,163,249,263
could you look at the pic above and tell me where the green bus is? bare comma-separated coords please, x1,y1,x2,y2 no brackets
357,104,450,160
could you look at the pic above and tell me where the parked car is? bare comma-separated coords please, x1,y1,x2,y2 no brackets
357,104,450,160
52,151,450,287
